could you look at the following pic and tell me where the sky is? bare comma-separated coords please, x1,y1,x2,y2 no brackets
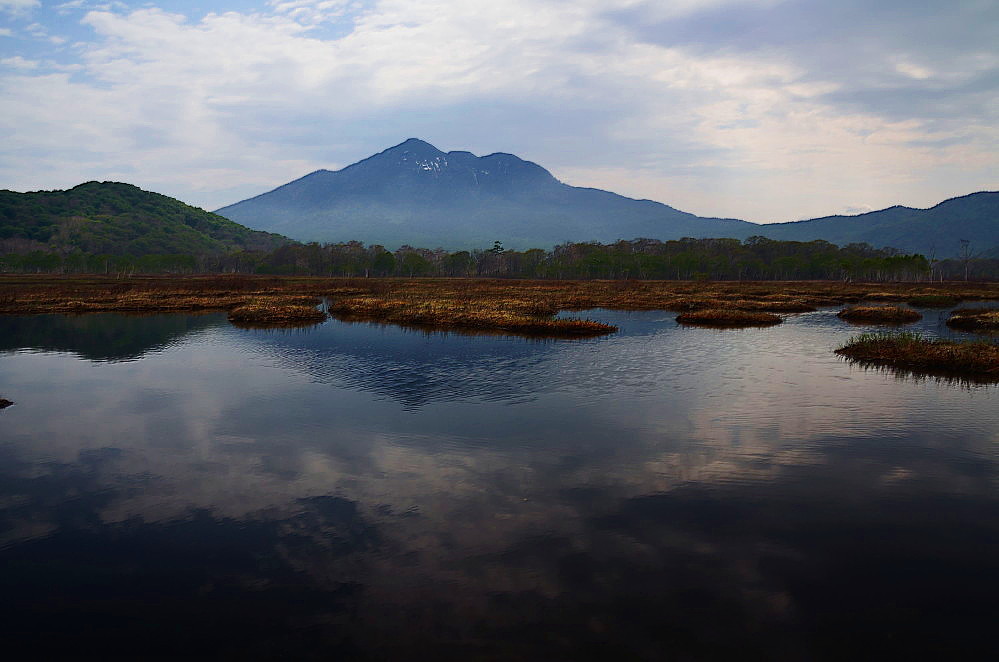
0,0,995,223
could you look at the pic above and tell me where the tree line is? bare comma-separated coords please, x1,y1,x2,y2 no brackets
2,236,998,281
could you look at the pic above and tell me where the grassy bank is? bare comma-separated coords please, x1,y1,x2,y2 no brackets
836,332,999,380
946,308,999,332
2,275,999,337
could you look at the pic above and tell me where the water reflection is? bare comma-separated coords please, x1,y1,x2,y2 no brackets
839,359,999,387
0,312,226,362
0,308,997,659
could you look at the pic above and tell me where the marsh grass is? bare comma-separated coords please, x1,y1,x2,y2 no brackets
327,295,616,337
731,299,816,313
836,331,999,379
837,305,922,324
946,308,999,332
675,308,782,327
861,292,910,301
227,301,327,328
3,275,999,338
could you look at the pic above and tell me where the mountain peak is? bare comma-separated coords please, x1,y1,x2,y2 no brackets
388,137,441,153
369,138,446,166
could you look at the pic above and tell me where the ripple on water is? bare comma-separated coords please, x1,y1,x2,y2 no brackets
0,306,997,659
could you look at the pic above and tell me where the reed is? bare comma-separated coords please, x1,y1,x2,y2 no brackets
837,305,922,324
836,331,999,378
675,308,782,327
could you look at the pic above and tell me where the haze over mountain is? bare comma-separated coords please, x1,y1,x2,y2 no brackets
217,139,998,257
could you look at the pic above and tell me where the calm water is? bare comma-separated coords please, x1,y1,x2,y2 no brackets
1,306,997,660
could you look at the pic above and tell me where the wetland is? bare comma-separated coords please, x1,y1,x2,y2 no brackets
2,276,999,659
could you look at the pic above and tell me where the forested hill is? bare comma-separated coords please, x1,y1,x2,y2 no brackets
0,182,289,256
757,191,999,257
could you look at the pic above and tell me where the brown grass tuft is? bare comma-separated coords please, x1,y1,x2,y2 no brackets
730,299,816,313
862,292,910,301
836,332,999,380
328,296,615,337
228,302,327,328
837,305,921,324
946,308,999,332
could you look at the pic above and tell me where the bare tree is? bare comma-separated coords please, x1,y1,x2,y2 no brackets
959,239,976,281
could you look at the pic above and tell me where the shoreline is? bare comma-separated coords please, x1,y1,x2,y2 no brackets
3,275,999,340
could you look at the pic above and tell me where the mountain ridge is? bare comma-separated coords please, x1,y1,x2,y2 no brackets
215,138,756,250
755,191,999,256
216,139,998,256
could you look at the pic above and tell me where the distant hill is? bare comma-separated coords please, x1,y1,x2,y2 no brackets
755,192,999,258
0,182,289,256
216,138,757,250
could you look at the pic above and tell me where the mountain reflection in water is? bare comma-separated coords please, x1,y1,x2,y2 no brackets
0,308,996,660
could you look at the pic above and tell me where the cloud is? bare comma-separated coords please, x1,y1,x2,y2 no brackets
56,0,87,11
0,0,994,221
0,55,38,69
267,0,357,25
0,0,38,17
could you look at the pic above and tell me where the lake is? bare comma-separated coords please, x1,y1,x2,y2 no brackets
1,306,997,660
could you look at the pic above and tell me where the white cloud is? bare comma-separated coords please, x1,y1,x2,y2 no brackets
606,0,787,22
893,58,934,80
0,0,38,17
24,21,47,37
267,0,355,25
0,27,12,36
0,0,994,220
0,55,38,69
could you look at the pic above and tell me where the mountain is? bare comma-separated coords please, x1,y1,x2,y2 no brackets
216,139,998,256
0,182,289,256
216,138,757,250
754,192,999,258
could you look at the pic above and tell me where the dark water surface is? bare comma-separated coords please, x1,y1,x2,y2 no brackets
1,307,997,660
